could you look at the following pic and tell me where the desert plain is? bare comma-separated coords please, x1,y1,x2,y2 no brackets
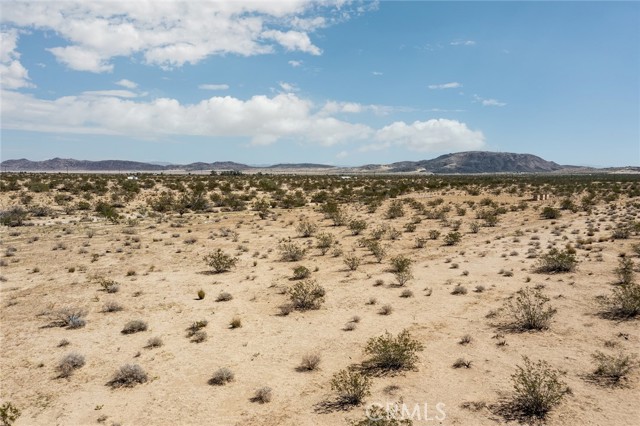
1,172,639,426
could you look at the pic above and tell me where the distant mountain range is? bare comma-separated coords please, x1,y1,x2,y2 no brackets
1,152,637,174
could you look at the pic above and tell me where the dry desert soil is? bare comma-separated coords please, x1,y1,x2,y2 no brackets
1,173,639,426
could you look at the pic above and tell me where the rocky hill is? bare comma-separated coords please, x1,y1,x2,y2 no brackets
387,151,566,173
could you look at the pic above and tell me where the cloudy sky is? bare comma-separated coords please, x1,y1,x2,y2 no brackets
1,1,638,166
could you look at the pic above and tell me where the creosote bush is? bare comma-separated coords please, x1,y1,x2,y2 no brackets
108,364,148,388
601,281,640,319
509,357,569,419
288,279,326,311
204,249,238,273
534,248,577,273
343,253,361,271
315,233,335,255
364,329,424,371
331,369,371,405
443,231,462,246
279,239,305,261
591,351,637,385
507,287,556,331
296,219,318,237
292,265,311,280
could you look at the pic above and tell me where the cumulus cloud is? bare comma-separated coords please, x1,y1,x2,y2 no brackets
0,1,347,72
0,29,34,89
116,79,138,89
199,84,230,91
262,30,322,55
428,82,462,90
288,60,303,67
1,90,484,153
363,119,485,152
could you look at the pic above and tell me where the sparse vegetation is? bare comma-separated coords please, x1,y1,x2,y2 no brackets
507,287,556,331
288,279,326,310
364,329,424,371
107,364,148,388
57,352,85,378
209,367,235,385
331,369,371,405
508,357,569,419
204,249,238,273
121,320,148,334
535,248,577,273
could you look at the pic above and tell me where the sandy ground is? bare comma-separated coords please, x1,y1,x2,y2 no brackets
1,185,638,426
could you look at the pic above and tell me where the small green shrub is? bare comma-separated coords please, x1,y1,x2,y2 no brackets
315,233,335,255
364,329,424,371
443,232,462,246
508,287,556,331
534,248,577,273
510,357,569,419
331,369,371,405
601,282,640,319
296,219,318,237
292,265,311,280
288,279,325,311
540,207,561,219
197,289,206,300
591,351,637,385
204,249,238,273
615,257,635,285
279,239,305,261
343,253,361,271
349,219,368,236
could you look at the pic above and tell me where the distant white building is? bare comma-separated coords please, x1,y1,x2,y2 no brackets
127,176,138,180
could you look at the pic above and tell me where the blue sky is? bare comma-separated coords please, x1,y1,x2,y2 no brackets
1,1,638,167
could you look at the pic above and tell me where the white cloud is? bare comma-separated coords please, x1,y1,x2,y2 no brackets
473,94,506,107
262,30,322,55
450,40,476,46
0,29,35,89
1,90,485,153
336,150,349,159
371,71,383,76
81,90,139,98
278,82,299,92
481,99,506,107
428,82,462,90
365,119,485,152
288,60,303,67
116,79,138,89
0,1,352,72
199,84,230,91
